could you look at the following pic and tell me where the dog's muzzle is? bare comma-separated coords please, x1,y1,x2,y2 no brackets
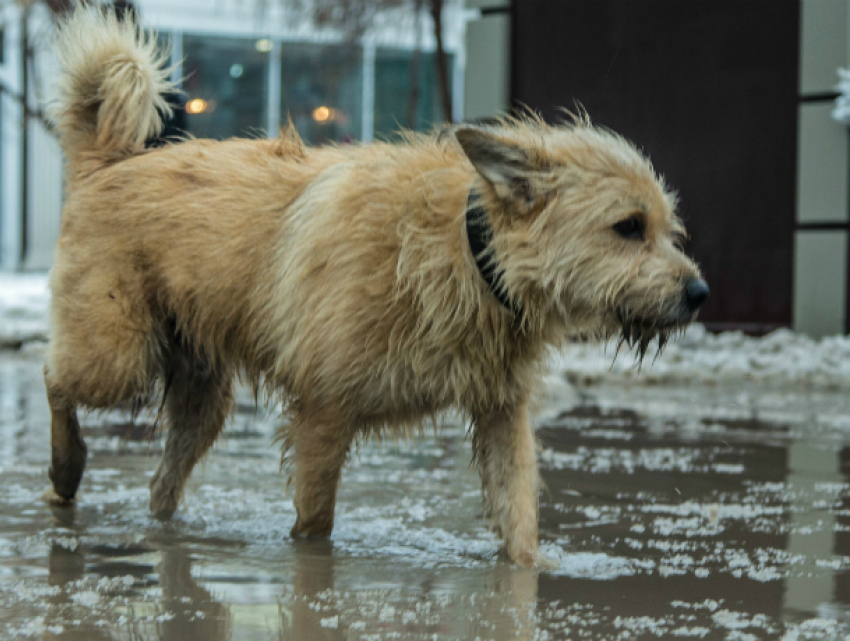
614,277,709,363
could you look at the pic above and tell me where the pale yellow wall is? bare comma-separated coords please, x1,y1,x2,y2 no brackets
795,231,848,337
800,0,847,95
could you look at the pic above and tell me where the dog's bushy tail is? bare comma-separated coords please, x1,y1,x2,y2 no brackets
51,5,174,166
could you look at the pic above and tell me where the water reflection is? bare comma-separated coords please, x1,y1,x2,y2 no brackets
7,351,850,637
277,540,540,640
281,540,339,640
156,547,232,641
535,395,839,634
44,543,112,641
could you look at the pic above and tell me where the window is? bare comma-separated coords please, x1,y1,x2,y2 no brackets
373,48,453,138
173,34,456,144
279,43,362,145
182,36,269,139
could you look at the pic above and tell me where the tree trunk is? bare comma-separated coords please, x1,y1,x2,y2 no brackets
429,0,453,123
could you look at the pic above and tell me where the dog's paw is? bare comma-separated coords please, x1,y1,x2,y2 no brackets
149,495,178,520
48,453,86,502
149,475,180,520
529,550,558,571
290,515,334,539
507,544,556,569
42,487,76,506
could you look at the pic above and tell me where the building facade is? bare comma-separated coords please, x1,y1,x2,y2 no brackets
5,0,850,338
0,0,470,271
484,0,850,338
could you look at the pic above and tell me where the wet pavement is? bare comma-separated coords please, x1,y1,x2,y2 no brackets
3,349,850,639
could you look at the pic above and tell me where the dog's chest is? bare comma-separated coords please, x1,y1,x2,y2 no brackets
358,337,536,420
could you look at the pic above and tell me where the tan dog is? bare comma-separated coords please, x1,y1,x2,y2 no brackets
44,7,707,567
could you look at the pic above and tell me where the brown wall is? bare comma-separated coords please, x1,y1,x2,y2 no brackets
512,0,801,332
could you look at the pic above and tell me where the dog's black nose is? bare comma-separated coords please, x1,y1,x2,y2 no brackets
684,278,710,311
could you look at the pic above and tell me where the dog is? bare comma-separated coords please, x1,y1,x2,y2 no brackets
43,6,708,567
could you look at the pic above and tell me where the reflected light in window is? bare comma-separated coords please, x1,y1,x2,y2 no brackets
255,38,274,53
229,63,244,78
185,98,209,114
312,106,331,123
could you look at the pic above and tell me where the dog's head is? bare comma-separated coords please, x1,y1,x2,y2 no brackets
455,116,707,358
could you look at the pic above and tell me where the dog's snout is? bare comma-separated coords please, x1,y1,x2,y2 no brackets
684,278,710,311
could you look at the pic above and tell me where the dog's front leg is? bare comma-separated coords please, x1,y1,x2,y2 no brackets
289,412,354,539
474,402,543,567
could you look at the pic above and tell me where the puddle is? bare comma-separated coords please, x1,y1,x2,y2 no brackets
3,351,850,638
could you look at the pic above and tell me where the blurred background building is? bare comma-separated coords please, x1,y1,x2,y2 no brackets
0,0,468,270
1,0,849,339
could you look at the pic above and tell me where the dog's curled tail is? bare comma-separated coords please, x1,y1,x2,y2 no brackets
51,6,174,165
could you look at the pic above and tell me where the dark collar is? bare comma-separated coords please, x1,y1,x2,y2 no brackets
465,190,520,316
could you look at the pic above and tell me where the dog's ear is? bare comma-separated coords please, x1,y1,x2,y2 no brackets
455,126,546,212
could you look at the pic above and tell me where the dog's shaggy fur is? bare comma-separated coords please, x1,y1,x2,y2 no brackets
44,7,706,566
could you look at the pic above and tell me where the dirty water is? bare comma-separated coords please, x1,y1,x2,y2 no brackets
3,350,850,639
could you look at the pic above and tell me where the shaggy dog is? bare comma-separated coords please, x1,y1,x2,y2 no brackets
44,7,708,567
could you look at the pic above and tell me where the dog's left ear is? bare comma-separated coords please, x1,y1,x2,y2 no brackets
455,126,547,213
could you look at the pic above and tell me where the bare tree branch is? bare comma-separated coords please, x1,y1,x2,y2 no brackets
41,0,74,15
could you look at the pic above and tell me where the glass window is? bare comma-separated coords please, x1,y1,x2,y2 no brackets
182,36,269,140
373,49,453,138
279,43,362,145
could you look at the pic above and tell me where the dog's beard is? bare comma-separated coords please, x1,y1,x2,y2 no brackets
612,307,693,368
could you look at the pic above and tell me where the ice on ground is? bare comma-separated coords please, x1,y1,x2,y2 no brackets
542,544,650,579
552,324,850,390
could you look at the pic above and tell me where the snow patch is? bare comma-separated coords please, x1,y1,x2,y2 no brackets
0,273,49,348
543,545,650,580
553,325,850,390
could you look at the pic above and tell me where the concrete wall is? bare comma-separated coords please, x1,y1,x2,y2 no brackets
794,0,850,337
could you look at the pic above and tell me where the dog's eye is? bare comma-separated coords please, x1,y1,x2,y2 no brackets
672,232,687,251
613,216,645,240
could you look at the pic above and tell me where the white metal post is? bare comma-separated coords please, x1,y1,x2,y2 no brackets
0,16,23,270
169,29,183,87
451,9,473,123
361,42,376,142
267,39,281,137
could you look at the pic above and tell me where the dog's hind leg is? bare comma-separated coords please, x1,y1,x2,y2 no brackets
288,412,354,539
473,402,544,568
44,272,157,504
149,349,233,518
44,367,88,504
